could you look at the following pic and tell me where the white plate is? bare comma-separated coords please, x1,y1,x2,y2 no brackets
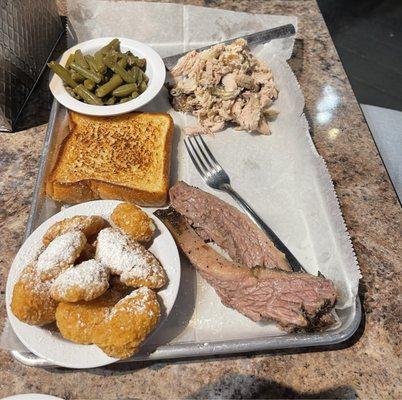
6,200,181,369
2,395,63,400
49,37,166,116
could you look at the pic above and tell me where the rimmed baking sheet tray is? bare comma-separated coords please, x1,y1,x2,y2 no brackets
5,3,361,367
8,95,361,367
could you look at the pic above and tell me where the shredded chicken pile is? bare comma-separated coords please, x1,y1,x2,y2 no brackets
169,39,278,135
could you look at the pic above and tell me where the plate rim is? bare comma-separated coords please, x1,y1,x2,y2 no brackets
2,395,63,400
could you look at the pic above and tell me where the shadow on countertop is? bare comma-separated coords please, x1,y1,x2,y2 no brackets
189,374,357,399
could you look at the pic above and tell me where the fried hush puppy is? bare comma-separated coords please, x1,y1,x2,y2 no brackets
56,287,160,358
43,215,107,245
96,228,167,289
94,287,160,358
50,260,110,302
111,202,155,242
55,289,123,344
11,262,58,325
37,231,87,281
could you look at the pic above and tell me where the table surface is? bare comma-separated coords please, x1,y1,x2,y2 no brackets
1,1,401,399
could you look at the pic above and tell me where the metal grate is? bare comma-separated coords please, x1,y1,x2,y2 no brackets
0,0,64,132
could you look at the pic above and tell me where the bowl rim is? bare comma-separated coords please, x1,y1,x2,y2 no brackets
49,37,166,116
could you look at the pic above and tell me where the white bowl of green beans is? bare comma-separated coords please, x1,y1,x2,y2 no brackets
49,37,166,116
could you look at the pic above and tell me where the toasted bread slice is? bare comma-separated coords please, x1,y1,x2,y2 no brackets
46,111,174,206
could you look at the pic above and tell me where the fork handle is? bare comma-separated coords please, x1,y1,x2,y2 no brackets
220,184,306,273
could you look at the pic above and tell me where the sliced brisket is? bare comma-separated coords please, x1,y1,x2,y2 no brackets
155,208,337,331
169,181,291,272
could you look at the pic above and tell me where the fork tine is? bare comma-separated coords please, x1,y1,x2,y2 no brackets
196,134,222,170
184,137,209,179
191,135,219,174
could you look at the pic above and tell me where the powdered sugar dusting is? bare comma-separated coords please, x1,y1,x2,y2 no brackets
51,260,109,301
19,262,53,293
108,287,158,319
43,215,106,245
95,228,166,287
37,231,87,279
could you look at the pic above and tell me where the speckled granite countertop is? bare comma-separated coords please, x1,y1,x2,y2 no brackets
1,1,401,399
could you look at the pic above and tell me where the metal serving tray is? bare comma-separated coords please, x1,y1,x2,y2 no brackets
10,100,361,368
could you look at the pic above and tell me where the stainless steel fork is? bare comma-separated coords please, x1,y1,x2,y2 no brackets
184,133,313,275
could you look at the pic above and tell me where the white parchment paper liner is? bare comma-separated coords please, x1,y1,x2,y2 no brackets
2,1,360,352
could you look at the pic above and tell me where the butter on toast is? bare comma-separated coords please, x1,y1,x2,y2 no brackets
46,111,174,206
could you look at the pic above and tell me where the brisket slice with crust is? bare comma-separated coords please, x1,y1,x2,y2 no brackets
170,181,291,272
155,207,337,331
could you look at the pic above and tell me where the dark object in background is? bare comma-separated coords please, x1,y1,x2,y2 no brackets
0,0,64,132
318,0,402,111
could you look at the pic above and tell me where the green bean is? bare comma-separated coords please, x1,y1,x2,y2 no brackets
137,58,146,70
65,53,75,69
94,51,107,73
104,50,119,65
136,68,143,85
106,38,120,52
95,74,123,97
131,91,139,99
98,38,120,55
84,79,95,90
138,69,148,84
112,83,138,97
129,66,137,82
74,50,89,69
85,55,99,72
48,61,78,88
71,71,85,83
103,56,134,83
105,51,127,70
130,66,139,82
119,97,131,104
70,62,102,83
139,81,147,93
66,86,81,100
74,84,103,105
125,52,137,66
117,56,127,69
105,96,116,105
